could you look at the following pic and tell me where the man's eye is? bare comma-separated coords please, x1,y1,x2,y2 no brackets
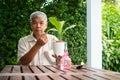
32,22,37,24
40,22,44,24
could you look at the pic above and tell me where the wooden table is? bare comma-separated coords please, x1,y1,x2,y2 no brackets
0,65,120,80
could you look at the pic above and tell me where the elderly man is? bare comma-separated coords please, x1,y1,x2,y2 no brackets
18,11,58,65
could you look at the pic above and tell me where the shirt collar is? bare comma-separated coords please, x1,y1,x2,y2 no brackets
28,32,37,42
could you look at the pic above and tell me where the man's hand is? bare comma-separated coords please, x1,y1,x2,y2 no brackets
36,33,48,46
52,54,62,65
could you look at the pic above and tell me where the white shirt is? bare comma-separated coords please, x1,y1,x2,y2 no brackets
18,33,58,65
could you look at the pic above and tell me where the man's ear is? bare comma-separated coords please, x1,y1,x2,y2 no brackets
30,22,32,26
30,22,33,30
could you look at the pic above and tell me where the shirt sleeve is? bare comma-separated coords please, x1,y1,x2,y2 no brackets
17,38,28,62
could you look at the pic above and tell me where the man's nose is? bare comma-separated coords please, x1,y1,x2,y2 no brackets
37,23,41,27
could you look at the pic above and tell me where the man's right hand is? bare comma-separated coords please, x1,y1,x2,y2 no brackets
36,33,48,46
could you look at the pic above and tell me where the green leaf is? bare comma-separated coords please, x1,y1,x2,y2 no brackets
46,28,57,33
48,17,66,40
49,17,61,31
63,25,76,35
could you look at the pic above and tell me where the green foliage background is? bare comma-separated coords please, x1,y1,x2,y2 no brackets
102,2,120,72
0,0,87,70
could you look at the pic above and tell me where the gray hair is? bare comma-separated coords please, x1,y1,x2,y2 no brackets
30,11,47,22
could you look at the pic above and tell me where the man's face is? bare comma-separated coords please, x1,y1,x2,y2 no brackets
30,17,47,36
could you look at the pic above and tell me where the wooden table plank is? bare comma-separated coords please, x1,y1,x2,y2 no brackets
71,67,87,73
115,73,120,76
104,74,120,80
44,65,63,73
60,74,81,80
81,67,97,73
0,76,9,80
71,74,96,80
79,68,118,80
48,74,66,80
86,67,105,72
84,67,120,80
37,65,54,73
29,66,44,73
0,65,13,73
21,66,32,73
83,73,110,80
9,76,22,80
12,65,21,73
37,75,53,80
24,76,37,80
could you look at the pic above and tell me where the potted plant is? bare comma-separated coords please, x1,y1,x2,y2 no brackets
47,17,76,56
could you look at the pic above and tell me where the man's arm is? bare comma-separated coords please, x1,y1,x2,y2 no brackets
19,43,41,65
19,34,48,65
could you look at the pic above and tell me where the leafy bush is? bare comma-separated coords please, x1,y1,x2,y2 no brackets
0,0,87,70
102,3,120,72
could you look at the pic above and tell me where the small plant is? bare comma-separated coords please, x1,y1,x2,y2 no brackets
47,17,76,40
